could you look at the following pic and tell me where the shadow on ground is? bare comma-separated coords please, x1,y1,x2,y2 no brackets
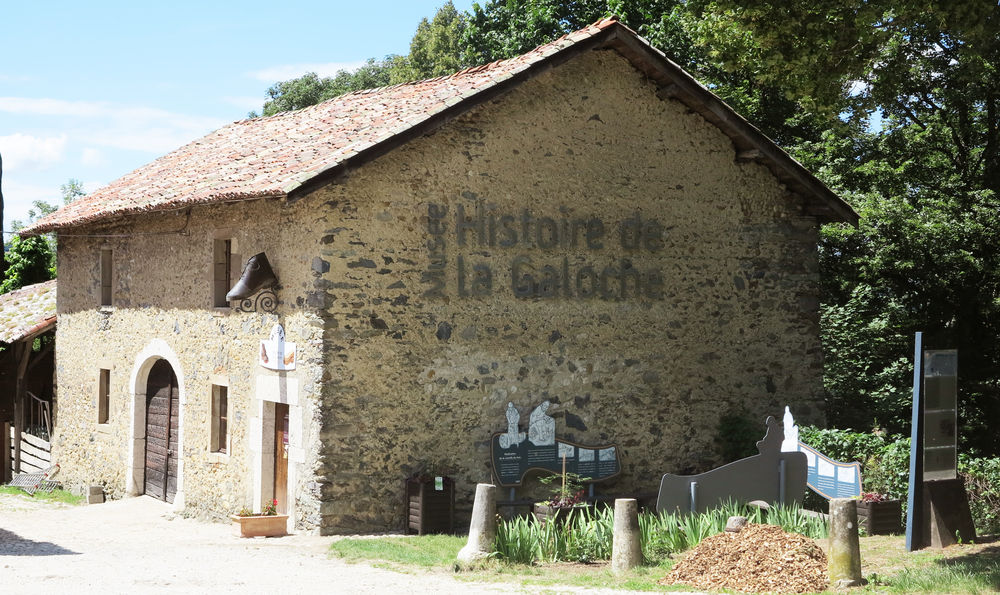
0,528,80,556
936,535,1000,591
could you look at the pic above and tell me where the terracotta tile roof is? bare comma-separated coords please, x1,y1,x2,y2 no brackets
0,280,56,343
24,18,855,233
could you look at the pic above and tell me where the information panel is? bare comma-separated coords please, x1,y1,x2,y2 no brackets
490,434,620,487
923,350,958,481
489,400,620,487
797,442,861,500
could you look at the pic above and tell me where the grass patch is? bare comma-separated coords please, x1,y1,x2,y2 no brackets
860,535,1000,594
0,485,83,505
330,534,465,568
326,528,1000,594
475,560,682,592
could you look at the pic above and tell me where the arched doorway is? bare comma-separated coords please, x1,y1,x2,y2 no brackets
144,359,179,502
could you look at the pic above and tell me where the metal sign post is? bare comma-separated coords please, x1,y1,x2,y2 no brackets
905,332,925,552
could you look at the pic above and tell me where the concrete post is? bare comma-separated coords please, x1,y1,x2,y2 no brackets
828,498,864,587
457,483,496,564
611,498,642,574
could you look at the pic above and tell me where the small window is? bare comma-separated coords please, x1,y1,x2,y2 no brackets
213,239,232,307
98,369,110,424
211,384,228,453
100,248,113,306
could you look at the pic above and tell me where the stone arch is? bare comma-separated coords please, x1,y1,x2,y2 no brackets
127,338,186,509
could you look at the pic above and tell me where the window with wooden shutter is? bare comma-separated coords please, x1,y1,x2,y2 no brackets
100,248,113,306
213,239,232,307
98,368,110,424
211,384,228,454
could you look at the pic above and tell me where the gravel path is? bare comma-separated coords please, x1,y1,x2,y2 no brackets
0,493,633,594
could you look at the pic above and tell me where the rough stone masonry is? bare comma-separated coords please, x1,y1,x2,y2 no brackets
51,45,832,534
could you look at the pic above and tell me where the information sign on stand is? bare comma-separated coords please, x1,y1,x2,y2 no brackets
906,335,975,551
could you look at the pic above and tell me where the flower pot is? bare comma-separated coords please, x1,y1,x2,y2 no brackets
532,503,592,526
230,514,288,538
855,499,902,535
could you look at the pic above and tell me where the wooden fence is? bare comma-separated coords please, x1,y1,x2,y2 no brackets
5,424,51,477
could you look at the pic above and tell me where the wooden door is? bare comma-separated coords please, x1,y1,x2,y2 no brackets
273,403,289,513
144,359,179,503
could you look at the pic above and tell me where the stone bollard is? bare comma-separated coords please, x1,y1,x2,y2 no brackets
828,498,865,588
611,499,642,574
87,485,105,504
457,483,496,564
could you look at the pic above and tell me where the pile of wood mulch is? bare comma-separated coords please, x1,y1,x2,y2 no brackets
659,523,828,594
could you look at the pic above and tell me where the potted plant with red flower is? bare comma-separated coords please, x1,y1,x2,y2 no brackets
532,469,591,525
855,492,903,535
230,498,288,537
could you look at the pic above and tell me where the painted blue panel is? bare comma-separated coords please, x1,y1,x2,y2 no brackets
796,442,861,500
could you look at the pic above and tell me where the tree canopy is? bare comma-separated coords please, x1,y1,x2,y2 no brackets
3,177,85,292
0,234,54,294
253,1,472,118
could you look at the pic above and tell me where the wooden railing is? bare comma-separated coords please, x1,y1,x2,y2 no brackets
8,429,50,474
25,391,51,441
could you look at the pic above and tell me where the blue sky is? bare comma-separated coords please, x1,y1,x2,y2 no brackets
0,0,475,233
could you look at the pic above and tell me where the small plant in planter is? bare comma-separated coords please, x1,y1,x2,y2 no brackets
533,470,591,524
856,492,903,535
231,499,288,538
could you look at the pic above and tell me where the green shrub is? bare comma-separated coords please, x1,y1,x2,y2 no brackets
959,455,1000,535
800,426,1000,534
495,501,827,566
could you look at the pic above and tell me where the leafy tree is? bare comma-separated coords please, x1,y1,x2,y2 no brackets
11,178,86,232
254,3,473,118
696,1,1000,454
462,1,836,147
0,234,54,293
393,1,472,82
254,58,402,117
6,178,86,285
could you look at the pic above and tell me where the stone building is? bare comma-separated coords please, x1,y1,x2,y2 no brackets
25,19,856,533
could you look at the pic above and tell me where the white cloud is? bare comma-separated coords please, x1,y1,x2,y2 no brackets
0,96,227,155
221,95,265,113
0,74,31,84
0,133,67,170
0,179,61,231
80,147,107,167
0,97,106,117
248,61,367,82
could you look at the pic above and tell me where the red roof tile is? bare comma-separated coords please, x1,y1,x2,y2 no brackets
24,18,855,233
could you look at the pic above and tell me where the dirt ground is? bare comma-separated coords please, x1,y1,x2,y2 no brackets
0,493,628,594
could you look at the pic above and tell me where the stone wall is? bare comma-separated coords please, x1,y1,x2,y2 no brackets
53,199,326,528
301,49,826,533
51,46,827,534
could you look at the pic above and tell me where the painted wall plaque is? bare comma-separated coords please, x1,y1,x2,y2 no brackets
781,406,861,500
259,324,296,371
490,400,620,487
